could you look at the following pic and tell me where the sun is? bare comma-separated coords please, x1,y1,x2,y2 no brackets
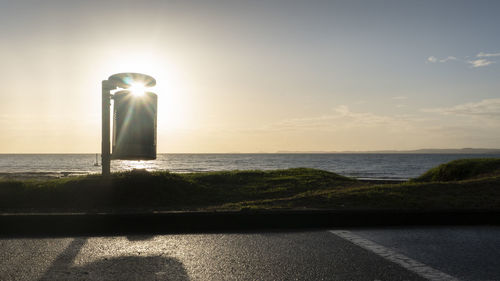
128,82,147,96
102,51,191,129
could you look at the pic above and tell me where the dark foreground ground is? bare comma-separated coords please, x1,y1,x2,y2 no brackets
1,226,499,281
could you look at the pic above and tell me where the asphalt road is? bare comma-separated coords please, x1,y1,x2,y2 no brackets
1,226,499,280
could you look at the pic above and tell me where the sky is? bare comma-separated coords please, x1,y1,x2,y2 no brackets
0,0,499,153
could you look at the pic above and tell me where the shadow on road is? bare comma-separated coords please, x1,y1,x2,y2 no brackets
39,238,189,281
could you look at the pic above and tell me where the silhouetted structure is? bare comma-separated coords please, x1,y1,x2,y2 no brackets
101,73,157,176
112,90,157,160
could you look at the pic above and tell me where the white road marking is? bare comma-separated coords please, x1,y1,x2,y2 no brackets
329,230,460,281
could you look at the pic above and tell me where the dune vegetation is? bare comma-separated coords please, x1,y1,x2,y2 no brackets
411,158,500,182
0,159,499,212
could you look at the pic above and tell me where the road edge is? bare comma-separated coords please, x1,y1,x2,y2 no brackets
1,209,499,236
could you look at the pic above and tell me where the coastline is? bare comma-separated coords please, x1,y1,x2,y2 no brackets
0,172,409,182
1,158,500,235
2,153,500,181
1,159,499,213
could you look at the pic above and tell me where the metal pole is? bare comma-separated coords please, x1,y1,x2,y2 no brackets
101,80,112,176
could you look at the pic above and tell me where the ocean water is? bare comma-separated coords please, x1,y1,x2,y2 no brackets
1,153,499,180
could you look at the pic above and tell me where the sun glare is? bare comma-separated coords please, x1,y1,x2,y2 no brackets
129,82,146,96
103,51,191,129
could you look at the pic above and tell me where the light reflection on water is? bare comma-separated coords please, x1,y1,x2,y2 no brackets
1,153,499,180
117,160,158,171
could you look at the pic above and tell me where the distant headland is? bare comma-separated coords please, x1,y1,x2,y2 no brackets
276,148,500,154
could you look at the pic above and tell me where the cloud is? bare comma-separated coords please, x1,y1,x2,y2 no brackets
427,56,437,63
260,105,420,133
244,105,500,150
427,56,456,63
427,52,498,68
439,56,457,63
477,52,500,57
468,59,494,68
424,98,500,118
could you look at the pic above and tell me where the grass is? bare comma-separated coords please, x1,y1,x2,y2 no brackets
411,158,500,182
1,159,499,212
0,168,358,212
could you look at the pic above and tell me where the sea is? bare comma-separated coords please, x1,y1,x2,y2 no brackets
1,153,500,181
